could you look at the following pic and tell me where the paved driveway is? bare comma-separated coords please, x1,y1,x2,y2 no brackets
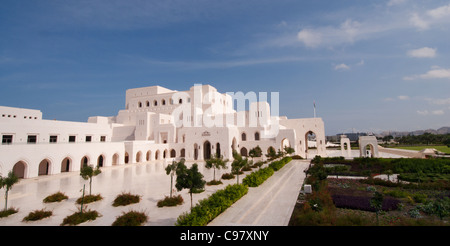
208,160,310,226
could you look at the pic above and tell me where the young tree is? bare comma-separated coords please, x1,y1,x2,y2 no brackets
165,158,184,198
249,145,262,160
231,150,248,185
80,165,102,195
205,154,228,182
265,147,277,160
0,171,19,211
284,146,295,156
370,191,384,225
175,163,206,210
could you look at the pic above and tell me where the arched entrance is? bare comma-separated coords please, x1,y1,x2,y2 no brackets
136,151,142,163
125,152,129,164
194,144,198,160
97,155,104,167
38,159,51,176
203,141,211,160
240,147,248,157
231,137,237,152
155,150,160,160
216,143,221,157
146,151,151,161
81,156,89,169
61,157,71,172
170,149,176,158
305,131,317,159
112,153,119,165
180,148,186,158
13,161,26,178
281,138,290,150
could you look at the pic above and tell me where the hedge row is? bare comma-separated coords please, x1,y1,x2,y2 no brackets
269,156,292,171
243,156,293,187
243,167,274,187
175,184,248,226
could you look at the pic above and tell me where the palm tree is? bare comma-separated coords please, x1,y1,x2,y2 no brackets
0,171,19,211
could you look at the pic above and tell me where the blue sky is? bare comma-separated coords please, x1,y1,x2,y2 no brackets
1,0,450,135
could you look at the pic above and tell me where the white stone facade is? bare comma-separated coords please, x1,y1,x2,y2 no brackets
0,84,326,179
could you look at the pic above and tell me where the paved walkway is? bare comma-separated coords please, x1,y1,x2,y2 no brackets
0,159,309,226
208,160,310,226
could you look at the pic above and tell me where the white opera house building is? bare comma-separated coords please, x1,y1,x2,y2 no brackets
0,84,326,179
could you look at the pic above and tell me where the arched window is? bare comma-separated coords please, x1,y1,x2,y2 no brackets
138,102,142,108
255,132,260,141
153,100,158,106
162,99,166,105
170,149,176,158
146,101,150,107
241,133,247,141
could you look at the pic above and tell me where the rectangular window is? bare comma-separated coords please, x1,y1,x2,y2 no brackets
49,135,58,143
100,136,106,142
69,135,76,143
86,136,92,142
2,135,13,144
27,135,37,144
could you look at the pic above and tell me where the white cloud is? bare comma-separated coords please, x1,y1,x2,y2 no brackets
407,47,436,58
417,110,429,116
387,0,407,6
297,19,365,48
398,95,409,100
403,67,450,80
297,29,322,48
356,60,365,66
334,63,350,70
410,13,429,30
426,97,450,105
432,110,445,115
427,4,450,19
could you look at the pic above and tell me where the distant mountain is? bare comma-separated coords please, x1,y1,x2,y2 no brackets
377,127,450,137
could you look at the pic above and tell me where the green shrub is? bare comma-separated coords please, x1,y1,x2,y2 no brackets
0,208,18,218
175,184,248,226
207,180,223,185
242,167,274,187
76,194,103,204
43,192,68,203
157,195,183,207
112,210,148,226
61,210,100,226
221,173,235,180
23,209,52,221
112,192,141,207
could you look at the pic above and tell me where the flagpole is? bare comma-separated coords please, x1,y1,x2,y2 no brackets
313,101,316,118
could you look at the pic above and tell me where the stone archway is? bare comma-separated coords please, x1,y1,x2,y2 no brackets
340,136,351,158
358,136,379,158
305,131,317,159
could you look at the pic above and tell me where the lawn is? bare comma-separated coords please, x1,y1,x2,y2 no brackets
392,145,450,154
